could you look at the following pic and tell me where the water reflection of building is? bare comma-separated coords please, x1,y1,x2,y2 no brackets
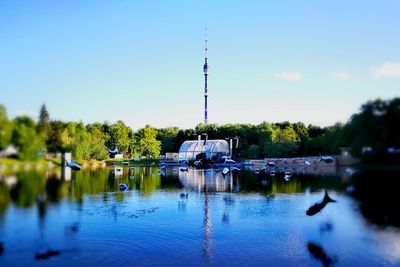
177,168,241,263
178,169,239,192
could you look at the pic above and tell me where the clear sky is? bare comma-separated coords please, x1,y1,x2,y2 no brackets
1,0,399,129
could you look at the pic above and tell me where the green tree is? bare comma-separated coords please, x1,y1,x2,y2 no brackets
37,104,50,135
62,122,91,161
86,123,109,160
247,144,260,159
12,116,44,160
135,125,161,158
347,98,400,156
108,121,132,153
0,104,13,150
47,120,66,153
157,127,179,153
264,125,300,157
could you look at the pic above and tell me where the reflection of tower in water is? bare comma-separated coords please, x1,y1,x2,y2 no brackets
177,169,241,262
203,184,212,263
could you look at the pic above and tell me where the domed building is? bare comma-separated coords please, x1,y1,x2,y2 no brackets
179,140,230,163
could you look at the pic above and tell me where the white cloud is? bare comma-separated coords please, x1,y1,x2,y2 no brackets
370,62,400,79
273,72,302,81
332,71,351,79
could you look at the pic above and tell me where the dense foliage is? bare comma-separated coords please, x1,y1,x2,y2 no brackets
0,98,399,161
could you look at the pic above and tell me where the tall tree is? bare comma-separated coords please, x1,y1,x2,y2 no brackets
47,120,66,153
107,121,132,153
62,122,92,161
86,123,109,160
157,127,179,154
12,116,44,160
0,104,13,150
135,125,161,158
37,104,50,134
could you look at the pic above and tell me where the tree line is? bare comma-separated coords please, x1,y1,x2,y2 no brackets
1,98,399,161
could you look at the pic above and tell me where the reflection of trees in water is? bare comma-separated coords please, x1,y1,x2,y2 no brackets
239,170,348,196
0,182,10,218
0,167,174,213
352,168,400,227
9,171,46,208
138,173,161,196
46,176,65,203
160,175,183,190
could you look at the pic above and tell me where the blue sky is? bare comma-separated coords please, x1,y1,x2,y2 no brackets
1,0,399,129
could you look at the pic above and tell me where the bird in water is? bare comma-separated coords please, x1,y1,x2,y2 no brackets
119,183,128,191
319,156,335,164
284,171,292,181
179,167,188,172
306,190,336,216
65,160,81,171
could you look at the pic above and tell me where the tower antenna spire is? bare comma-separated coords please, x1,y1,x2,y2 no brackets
203,27,209,124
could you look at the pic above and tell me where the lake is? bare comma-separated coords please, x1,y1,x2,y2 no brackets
0,165,399,267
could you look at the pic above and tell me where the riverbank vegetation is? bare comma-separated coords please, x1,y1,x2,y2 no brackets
0,98,399,161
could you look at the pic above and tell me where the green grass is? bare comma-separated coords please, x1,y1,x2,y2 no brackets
105,158,160,165
0,158,52,174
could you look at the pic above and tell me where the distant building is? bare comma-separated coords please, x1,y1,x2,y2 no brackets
165,152,179,162
0,145,18,158
179,140,230,162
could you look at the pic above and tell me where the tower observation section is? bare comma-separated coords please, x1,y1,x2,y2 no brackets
203,28,209,124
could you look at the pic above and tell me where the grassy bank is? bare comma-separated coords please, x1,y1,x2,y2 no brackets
105,158,160,166
0,158,56,174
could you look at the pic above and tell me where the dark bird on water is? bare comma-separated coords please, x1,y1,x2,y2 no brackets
306,190,336,216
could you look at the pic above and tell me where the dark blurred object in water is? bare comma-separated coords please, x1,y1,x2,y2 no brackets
35,248,60,260
352,168,400,227
0,242,4,255
307,242,337,267
222,212,230,224
65,222,79,234
306,190,336,216
319,221,334,234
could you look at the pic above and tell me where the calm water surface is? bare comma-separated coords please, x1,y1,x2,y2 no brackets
0,165,399,267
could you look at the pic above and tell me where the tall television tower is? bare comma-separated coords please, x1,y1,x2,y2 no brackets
203,28,209,124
